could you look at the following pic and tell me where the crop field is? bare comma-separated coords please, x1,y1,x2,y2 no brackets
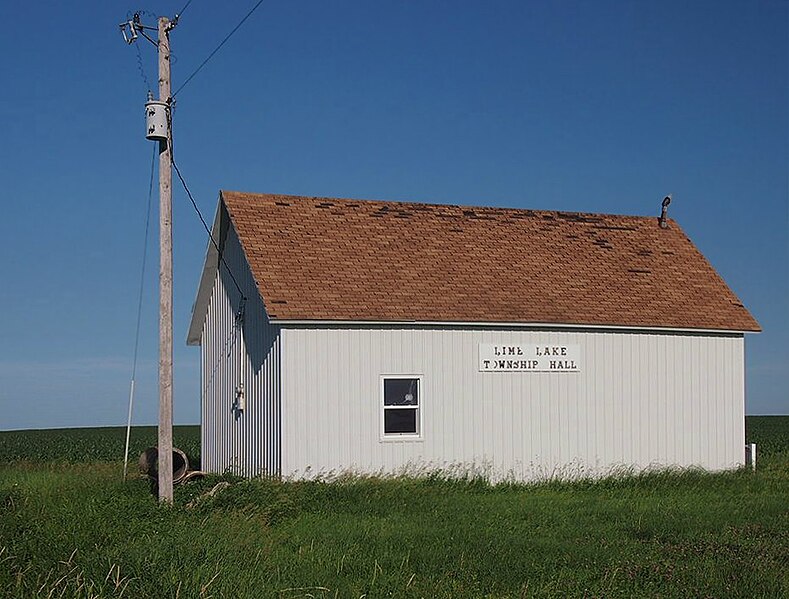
0,425,200,466
1,417,787,598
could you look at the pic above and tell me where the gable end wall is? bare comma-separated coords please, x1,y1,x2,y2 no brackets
200,225,281,477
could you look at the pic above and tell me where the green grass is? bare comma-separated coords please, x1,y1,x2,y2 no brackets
1,418,787,598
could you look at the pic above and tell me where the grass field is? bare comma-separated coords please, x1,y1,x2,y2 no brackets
1,418,787,598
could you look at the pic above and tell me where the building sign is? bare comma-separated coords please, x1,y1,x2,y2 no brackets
479,344,581,372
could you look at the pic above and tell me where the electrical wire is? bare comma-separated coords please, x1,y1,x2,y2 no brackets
132,9,159,21
125,10,155,92
166,106,250,422
134,42,152,93
172,0,265,97
123,143,157,480
177,0,195,19
171,132,249,397
203,302,246,394
164,99,246,302
170,152,247,301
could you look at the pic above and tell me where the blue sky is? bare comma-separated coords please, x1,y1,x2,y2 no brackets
0,1,786,430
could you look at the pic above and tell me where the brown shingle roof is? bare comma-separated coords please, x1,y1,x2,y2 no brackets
220,190,760,332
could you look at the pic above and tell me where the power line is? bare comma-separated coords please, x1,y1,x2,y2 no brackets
177,0,195,19
170,152,247,301
204,302,246,393
173,0,265,97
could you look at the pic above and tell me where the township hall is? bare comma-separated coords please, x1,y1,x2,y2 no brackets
187,191,759,480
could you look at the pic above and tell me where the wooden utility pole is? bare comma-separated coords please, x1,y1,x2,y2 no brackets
157,15,174,504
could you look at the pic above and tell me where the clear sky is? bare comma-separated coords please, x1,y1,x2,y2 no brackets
0,1,786,430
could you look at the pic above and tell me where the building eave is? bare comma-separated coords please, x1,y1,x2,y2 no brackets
268,318,757,336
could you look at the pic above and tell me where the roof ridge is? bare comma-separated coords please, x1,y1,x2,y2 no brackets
219,190,662,222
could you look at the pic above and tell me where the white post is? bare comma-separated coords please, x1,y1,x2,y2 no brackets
746,443,757,471
123,379,135,480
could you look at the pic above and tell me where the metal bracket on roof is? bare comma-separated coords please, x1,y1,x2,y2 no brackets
659,195,672,229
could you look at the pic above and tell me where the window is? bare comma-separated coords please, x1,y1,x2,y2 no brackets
381,376,422,438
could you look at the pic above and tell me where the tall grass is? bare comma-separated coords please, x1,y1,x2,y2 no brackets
1,417,787,598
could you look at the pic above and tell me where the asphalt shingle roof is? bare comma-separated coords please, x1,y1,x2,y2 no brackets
219,190,760,332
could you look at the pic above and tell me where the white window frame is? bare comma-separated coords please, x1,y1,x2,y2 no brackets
380,374,424,441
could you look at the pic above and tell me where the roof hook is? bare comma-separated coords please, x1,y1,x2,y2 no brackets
659,195,672,229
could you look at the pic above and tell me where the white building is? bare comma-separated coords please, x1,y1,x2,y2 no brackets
187,191,760,480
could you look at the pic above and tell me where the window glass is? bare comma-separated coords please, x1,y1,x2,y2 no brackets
384,409,417,434
384,379,419,406
382,376,421,437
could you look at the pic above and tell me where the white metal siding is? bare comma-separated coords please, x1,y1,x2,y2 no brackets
199,226,281,477
280,327,744,481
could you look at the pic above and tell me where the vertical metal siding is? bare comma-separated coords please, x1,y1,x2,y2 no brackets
199,225,281,477
280,327,745,481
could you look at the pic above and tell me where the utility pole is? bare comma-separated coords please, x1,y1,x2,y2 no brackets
157,15,174,504
119,12,177,504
